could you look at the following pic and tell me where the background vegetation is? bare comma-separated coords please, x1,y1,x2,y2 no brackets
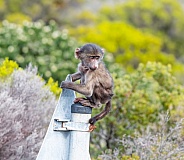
0,0,184,159
0,21,78,81
0,59,56,159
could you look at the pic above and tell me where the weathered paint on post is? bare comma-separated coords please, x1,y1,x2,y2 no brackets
36,75,75,160
69,103,92,160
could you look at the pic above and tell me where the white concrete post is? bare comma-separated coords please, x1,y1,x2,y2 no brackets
69,103,92,160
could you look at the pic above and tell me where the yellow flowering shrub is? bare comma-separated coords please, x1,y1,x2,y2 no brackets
0,58,61,97
45,77,61,97
0,58,19,79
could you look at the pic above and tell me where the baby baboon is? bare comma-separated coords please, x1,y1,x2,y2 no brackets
60,43,114,131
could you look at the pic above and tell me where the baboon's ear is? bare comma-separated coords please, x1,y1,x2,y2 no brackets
101,48,105,58
74,48,80,59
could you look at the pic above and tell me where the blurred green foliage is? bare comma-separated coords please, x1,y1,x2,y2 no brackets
91,62,184,157
0,0,68,23
0,21,78,81
0,0,91,26
69,0,184,82
71,21,162,54
5,13,31,24
99,0,184,58
70,21,184,80
98,115,184,159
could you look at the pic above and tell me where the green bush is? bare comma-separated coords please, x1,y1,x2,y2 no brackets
98,114,184,160
0,20,79,81
70,20,184,82
90,62,184,158
69,0,184,82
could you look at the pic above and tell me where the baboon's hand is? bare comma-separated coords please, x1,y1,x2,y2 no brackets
60,81,69,88
79,65,89,73
89,117,97,125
